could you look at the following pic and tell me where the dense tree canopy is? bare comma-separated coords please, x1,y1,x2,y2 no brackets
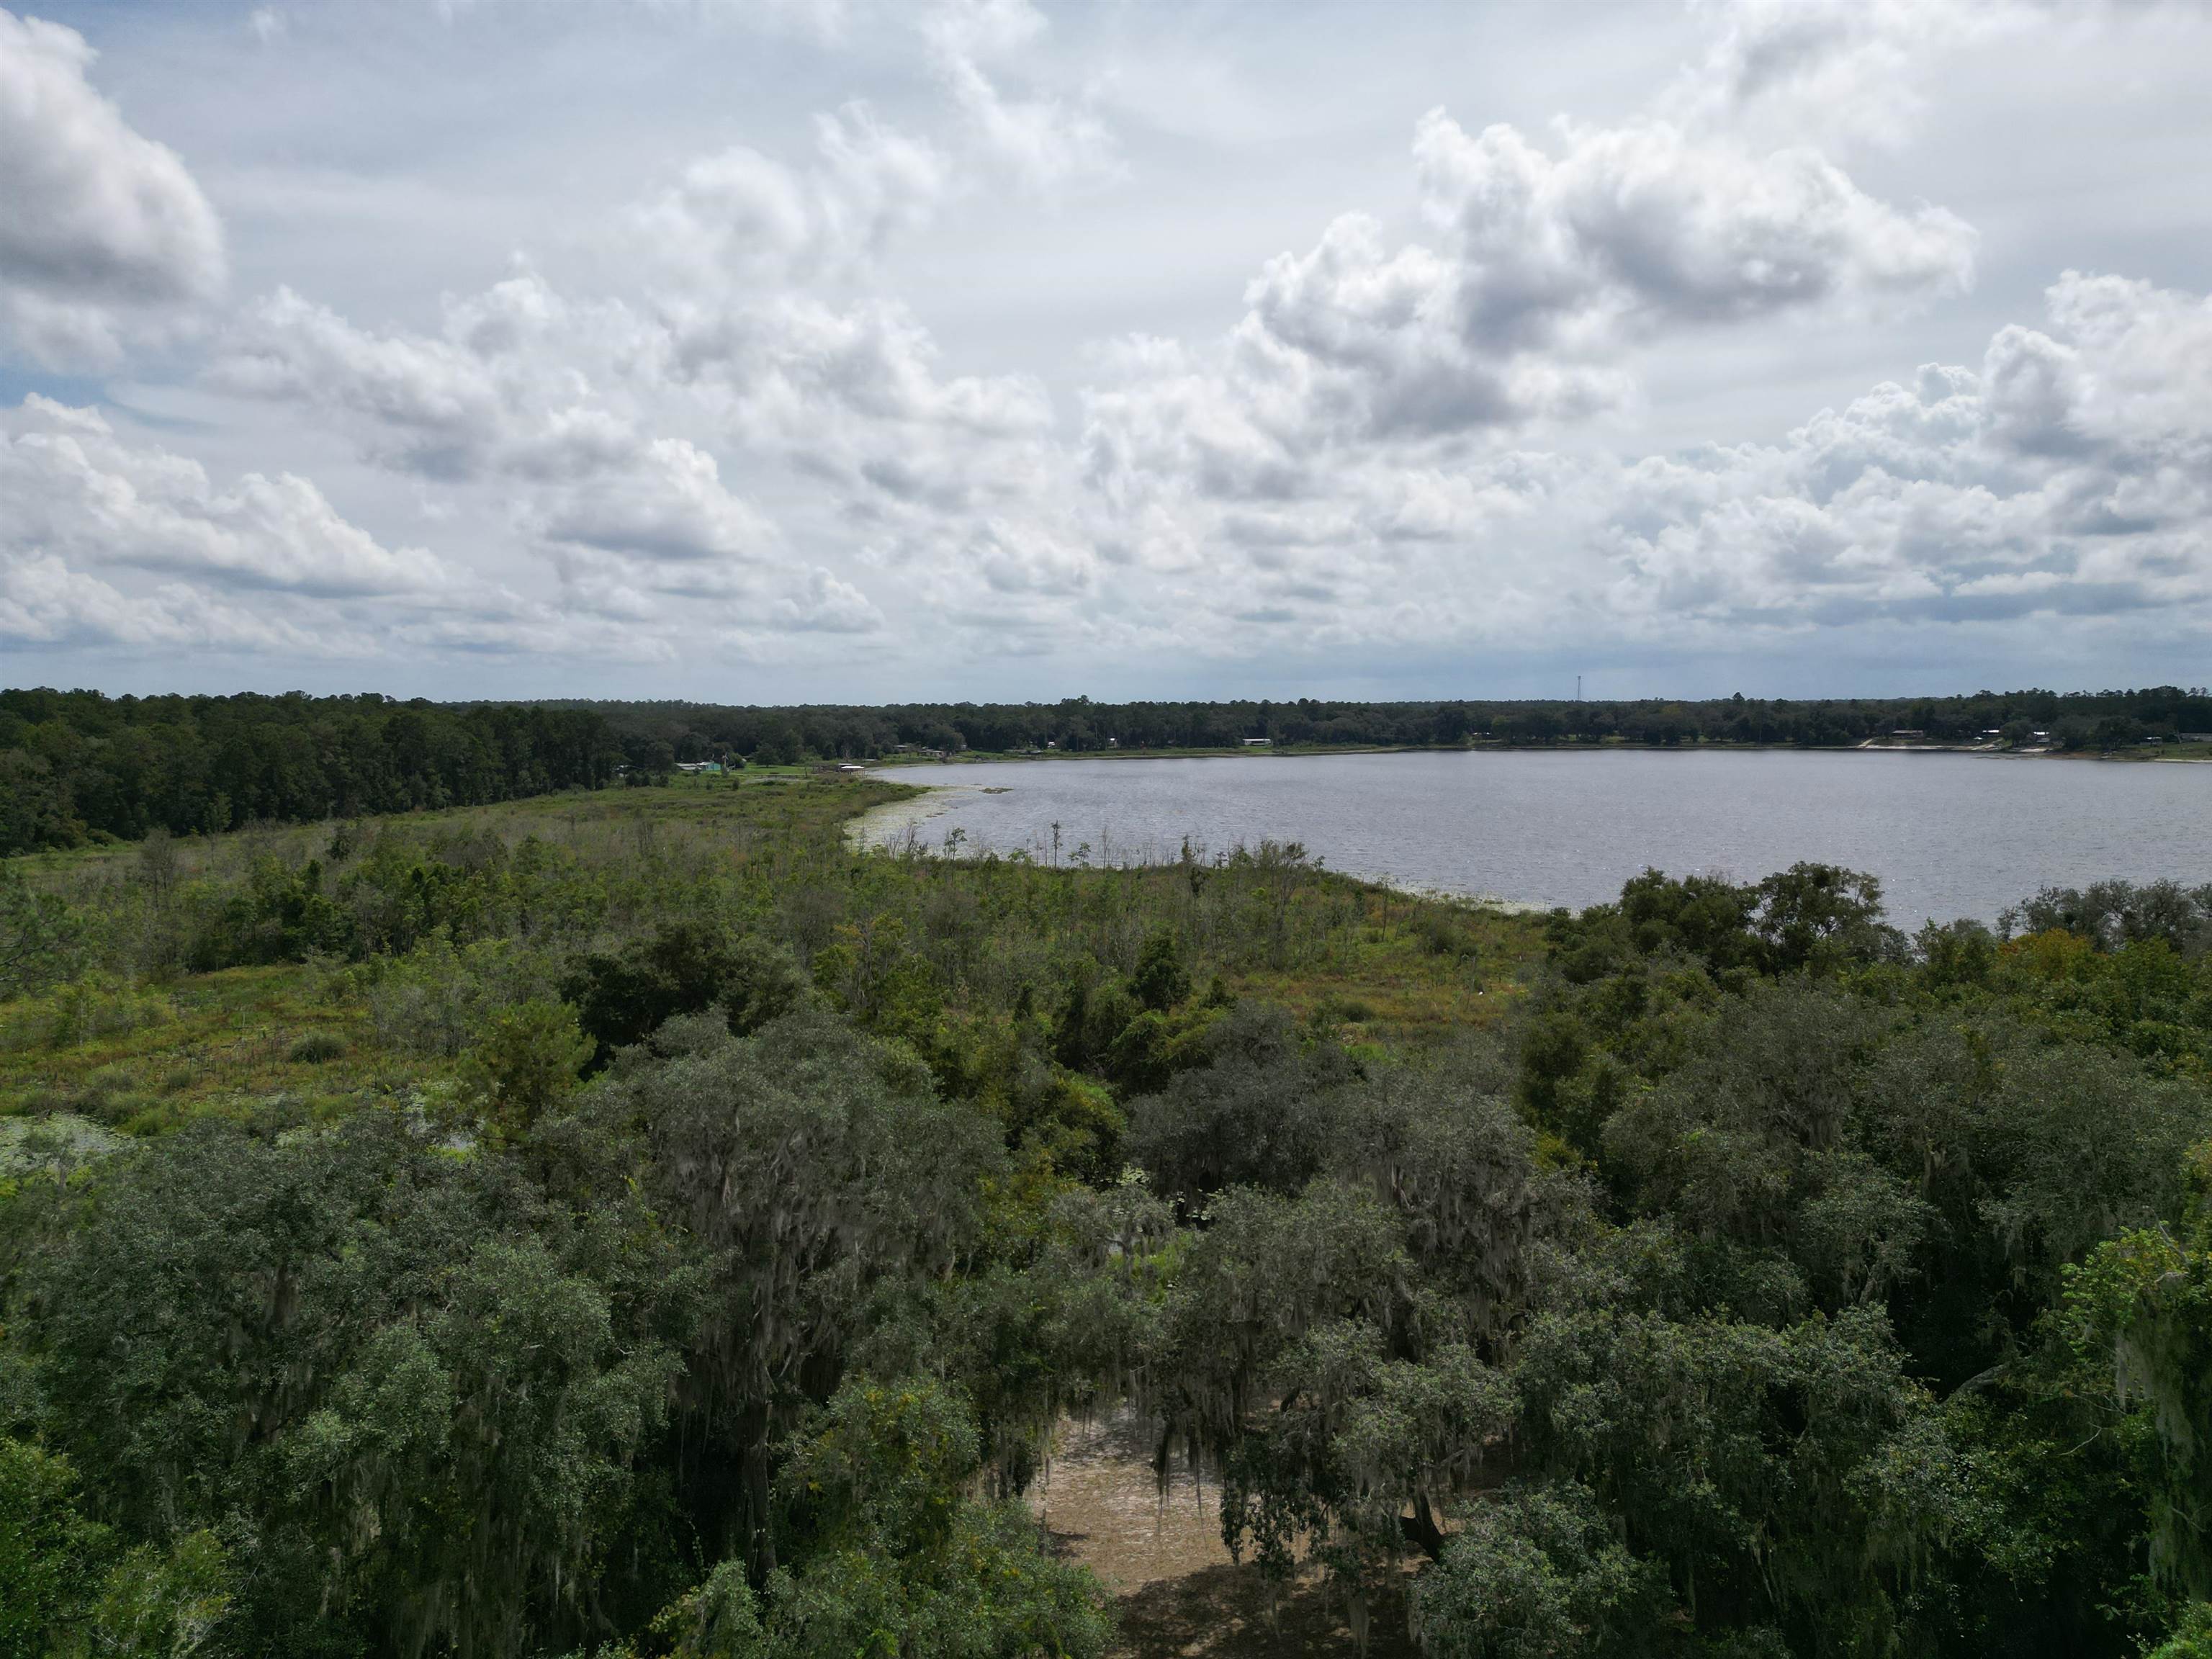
0,690,616,853
564,685,2212,765
2,772,2208,1656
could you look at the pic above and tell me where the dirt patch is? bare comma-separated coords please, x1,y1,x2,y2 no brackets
1028,1411,1420,1658
1111,1564,1418,1659
1030,1411,1229,1594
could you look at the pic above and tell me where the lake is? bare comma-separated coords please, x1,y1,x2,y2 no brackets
858,749,2212,928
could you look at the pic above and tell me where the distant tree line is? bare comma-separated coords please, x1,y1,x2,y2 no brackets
0,690,616,854
9,684,2208,856
559,685,2212,767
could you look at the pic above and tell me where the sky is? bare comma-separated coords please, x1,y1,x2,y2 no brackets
2,0,2209,705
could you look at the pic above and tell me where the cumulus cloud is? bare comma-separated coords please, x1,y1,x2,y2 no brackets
921,0,1119,194
968,516,1094,595
634,102,948,287
1058,267,2212,668
1601,273,2212,633
0,8,225,367
665,292,1050,438
217,274,791,593
217,275,616,479
659,291,1058,523
771,565,884,632
57,0,2195,685
534,437,773,565
220,205,1061,604
177,0,1104,663
0,551,339,652
1084,104,1975,507
1668,0,2034,151
1,395,451,597
1411,112,1976,338
0,395,639,665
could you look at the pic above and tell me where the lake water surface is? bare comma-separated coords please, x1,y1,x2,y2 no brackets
860,750,2212,928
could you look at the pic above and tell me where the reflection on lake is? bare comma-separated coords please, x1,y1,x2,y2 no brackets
860,749,2212,927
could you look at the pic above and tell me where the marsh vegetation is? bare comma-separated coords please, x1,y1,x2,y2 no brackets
2,770,2210,1658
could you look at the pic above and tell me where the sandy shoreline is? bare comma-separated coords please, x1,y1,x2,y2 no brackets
843,775,980,853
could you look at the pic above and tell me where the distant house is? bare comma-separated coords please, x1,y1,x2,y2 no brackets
2180,732,2212,743
675,760,724,775
1241,737,1272,747
1889,729,1925,740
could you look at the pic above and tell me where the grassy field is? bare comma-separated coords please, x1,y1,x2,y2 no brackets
1,772,1547,1151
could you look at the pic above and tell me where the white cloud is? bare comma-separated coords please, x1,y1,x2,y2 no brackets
771,565,884,632
217,274,788,601
968,516,1093,596
921,0,1120,194
1665,0,2061,153
218,271,649,482
1,395,452,598
0,395,490,664
665,292,1050,438
0,8,225,367
0,395,645,665
1411,112,1976,340
0,550,338,652
1601,273,2212,633
217,258,1060,623
17,0,2200,690
634,102,948,287
1056,266,2212,669
534,436,773,565
1083,104,1976,509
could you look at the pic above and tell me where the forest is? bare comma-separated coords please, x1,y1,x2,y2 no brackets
2,768,2211,1658
7,685,2210,855
0,691,616,855
557,685,2212,767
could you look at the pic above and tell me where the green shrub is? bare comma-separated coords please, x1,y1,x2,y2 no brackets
287,1031,346,1065
0,977,172,1054
1315,993,1377,1025
1,863,90,999
565,923,809,1063
0,1437,107,1659
53,1532,233,1659
2149,1605,2212,1659
361,935,560,1058
1415,906,1482,963
1130,926,1192,1011
457,999,593,1138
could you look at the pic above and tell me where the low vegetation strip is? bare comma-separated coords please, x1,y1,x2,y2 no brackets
1,773,2209,1657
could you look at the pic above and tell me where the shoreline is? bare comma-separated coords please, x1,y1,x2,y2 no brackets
868,740,2212,768
842,776,974,853
845,772,1555,915
845,745,2212,923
